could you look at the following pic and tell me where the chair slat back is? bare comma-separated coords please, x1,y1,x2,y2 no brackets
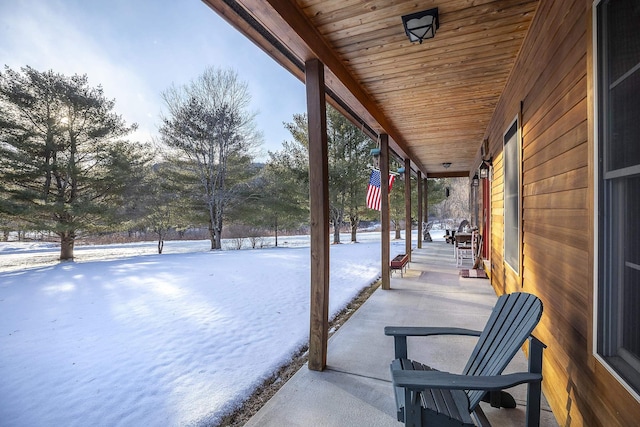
463,292,543,409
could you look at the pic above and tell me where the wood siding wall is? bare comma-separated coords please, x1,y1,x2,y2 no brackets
484,0,640,425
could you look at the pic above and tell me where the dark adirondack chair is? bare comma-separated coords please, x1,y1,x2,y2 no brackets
385,292,545,427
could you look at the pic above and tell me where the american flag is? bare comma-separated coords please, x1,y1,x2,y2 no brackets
366,169,395,211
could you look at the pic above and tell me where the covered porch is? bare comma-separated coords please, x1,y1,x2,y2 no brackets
199,0,640,422
245,241,557,426
201,0,535,375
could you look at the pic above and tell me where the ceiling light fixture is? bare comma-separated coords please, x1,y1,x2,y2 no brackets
402,8,439,44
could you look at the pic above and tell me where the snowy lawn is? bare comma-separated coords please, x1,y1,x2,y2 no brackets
0,233,418,426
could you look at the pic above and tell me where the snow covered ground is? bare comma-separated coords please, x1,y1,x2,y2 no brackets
0,230,443,426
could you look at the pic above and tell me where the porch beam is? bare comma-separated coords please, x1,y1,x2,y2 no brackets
306,58,329,372
404,158,411,261
380,134,391,290
426,171,470,178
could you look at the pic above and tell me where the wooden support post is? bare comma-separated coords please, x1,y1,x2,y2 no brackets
404,158,411,261
424,177,429,225
417,171,423,249
305,58,329,372
380,134,391,290
423,177,430,242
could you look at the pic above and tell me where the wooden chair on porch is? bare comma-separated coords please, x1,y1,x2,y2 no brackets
455,232,474,266
385,292,545,427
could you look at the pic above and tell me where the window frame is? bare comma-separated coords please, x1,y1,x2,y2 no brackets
593,0,640,401
503,116,521,276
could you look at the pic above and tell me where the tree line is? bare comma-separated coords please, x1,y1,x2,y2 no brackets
0,65,451,261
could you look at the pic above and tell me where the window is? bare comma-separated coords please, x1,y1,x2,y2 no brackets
504,118,520,274
596,0,640,394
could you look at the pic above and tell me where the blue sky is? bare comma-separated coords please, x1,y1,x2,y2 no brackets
0,0,307,160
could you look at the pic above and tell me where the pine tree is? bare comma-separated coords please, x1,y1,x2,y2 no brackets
0,66,141,260
271,107,374,244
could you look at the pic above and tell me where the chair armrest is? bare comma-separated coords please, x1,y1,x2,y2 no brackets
384,327,482,359
391,369,542,391
384,326,482,337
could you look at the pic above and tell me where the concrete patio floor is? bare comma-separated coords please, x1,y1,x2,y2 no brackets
244,241,558,426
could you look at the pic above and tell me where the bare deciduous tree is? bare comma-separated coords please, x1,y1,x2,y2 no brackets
159,67,262,250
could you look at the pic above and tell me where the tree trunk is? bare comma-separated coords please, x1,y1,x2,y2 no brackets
59,232,75,261
209,226,216,250
350,215,359,242
395,221,401,240
214,204,224,249
157,237,164,254
330,206,343,244
215,226,223,249
333,221,341,244
274,216,278,247
211,227,222,249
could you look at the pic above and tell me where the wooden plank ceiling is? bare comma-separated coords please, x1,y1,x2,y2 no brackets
203,0,539,177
